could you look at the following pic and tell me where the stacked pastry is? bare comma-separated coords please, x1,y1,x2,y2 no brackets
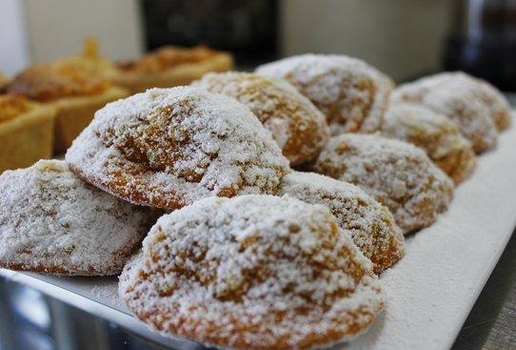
0,52,512,349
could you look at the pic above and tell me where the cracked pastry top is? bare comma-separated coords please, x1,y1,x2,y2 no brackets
65,87,290,209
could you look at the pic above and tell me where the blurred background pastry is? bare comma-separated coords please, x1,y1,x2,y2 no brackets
1,40,129,154
0,94,55,173
115,45,234,94
392,72,510,153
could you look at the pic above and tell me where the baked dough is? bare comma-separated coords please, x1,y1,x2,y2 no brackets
313,134,454,233
192,72,330,166
256,54,393,135
0,160,155,275
3,64,129,153
392,72,509,152
119,195,383,349
114,45,234,94
279,171,404,274
0,94,55,172
382,102,476,184
65,87,290,209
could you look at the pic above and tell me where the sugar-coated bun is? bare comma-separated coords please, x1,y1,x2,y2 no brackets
119,195,383,350
313,134,454,233
192,72,330,166
256,54,393,135
0,160,155,276
66,87,290,209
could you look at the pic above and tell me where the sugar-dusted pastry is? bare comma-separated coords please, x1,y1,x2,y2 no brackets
0,94,55,172
313,134,454,233
0,160,155,275
119,195,383,350
115,45,234,94
382,102,476,184
3,62,128,153
66,87,290,209
278,171,404,274
392,72,509,152
192,72,330,166
256,54,393,135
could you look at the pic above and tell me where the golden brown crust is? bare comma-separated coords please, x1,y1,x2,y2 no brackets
114,47,234,94
0,94,36,122
0,103,56,172
52,37,118,81
4,65,111,102
0,74,8,87
117,45,217,72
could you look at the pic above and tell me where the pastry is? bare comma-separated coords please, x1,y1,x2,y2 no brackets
119,195,383,349
256,54,393,135
278,171,404,274
0,94,55,173
381,102,476,184
52,37,118,81
65,87,290,209
0,160,155,275
0,73,8,87
313,134,454,233
114,45,234,94
392,72,508,152
192,72,330,166
3,62,128,153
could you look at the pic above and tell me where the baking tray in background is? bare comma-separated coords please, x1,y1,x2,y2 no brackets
1,115,516,350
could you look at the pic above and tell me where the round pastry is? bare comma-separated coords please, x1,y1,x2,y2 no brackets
313,134,454,233
392,72,508,152
192,72,330,166
278,171,404,274
0,160,155,276
65,87,290,209
256,54,393,135
381,102,477,184
119,195,383,350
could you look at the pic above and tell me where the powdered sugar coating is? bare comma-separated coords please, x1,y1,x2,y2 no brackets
278,172,404,274
192,72,330,166
65,87,290,209
313,134,454,233
119,195,383,350
392,72,503,152
256,54,393,135
382,102,477,184
0,160,154,276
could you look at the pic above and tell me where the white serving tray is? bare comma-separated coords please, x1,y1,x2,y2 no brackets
2,116,516,350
